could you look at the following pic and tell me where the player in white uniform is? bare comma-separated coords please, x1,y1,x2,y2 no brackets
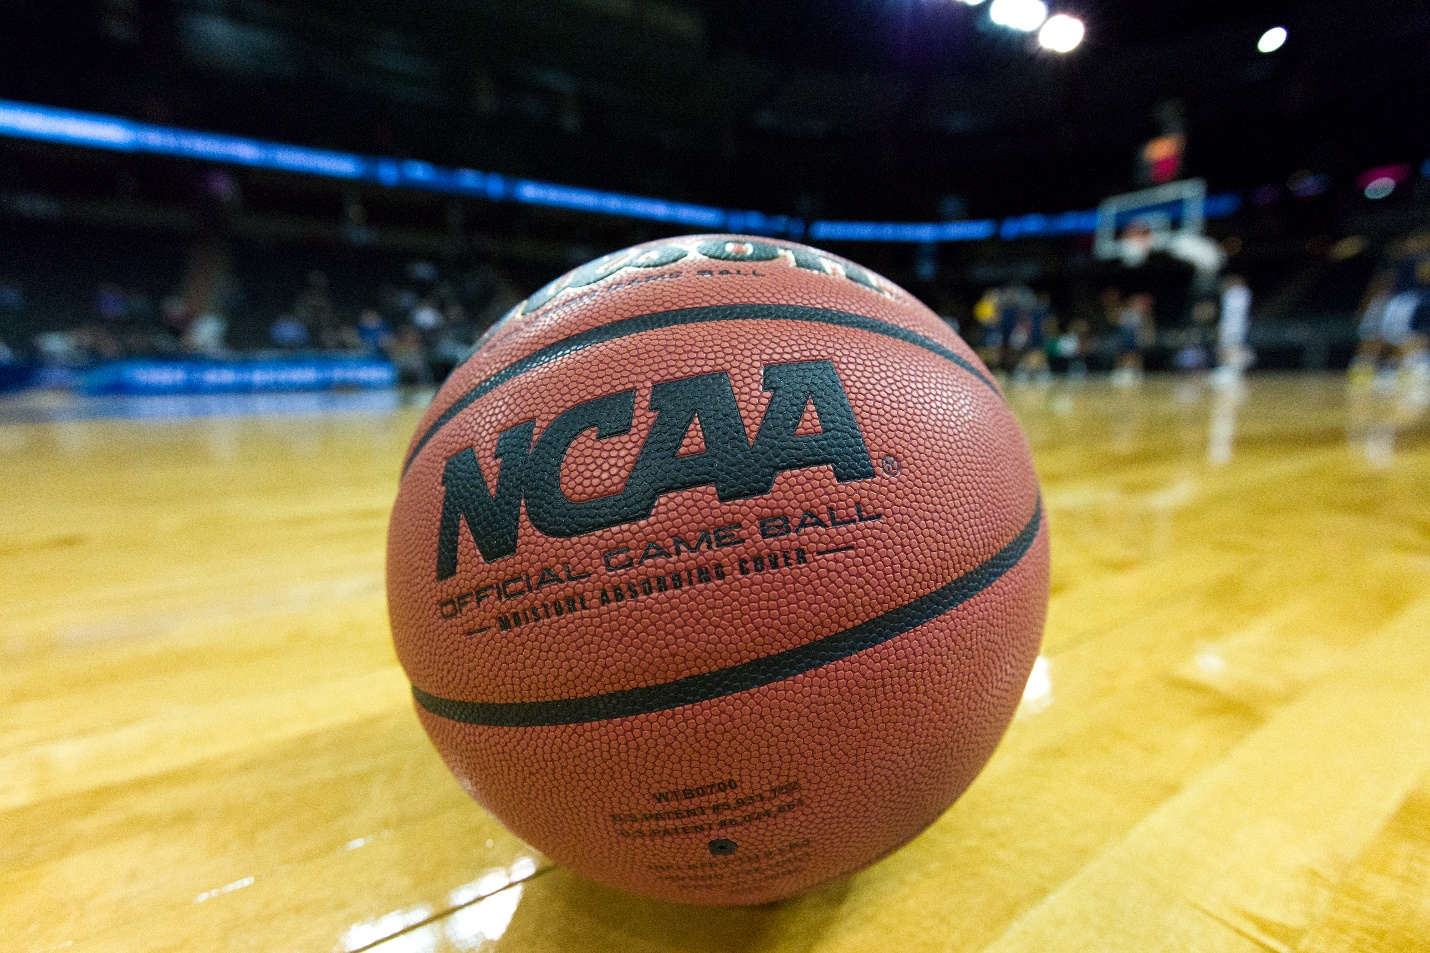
1379,289,1424,350
1350,262,1429,398
1384,287,1429,399
1217,275,1252,373
1351,272,1394,384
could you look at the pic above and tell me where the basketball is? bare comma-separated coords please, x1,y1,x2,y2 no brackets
385,235,1049,904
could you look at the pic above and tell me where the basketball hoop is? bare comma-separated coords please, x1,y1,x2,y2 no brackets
1096,179,1210,269
1095,179,1225,276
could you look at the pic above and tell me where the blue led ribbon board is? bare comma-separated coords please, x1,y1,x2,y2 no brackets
0,98,1247,243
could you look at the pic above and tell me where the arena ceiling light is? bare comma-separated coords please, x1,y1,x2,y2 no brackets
989,0,1048,33
1037,14,1084,53
1357,164,1410,200
1258,26,1287,53
1362,177,1396,200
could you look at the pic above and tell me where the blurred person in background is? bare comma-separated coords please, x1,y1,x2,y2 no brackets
1364,275,1425,384
0,279,23,317
389,325,432,387
1216,274,1253,380
1096,286,1123,369
1353,236,1430,389
1056,319,1092,379
972,287,998,330
406,259,438,285
388,283,420,324
1406,301,1430,405
94,283,161,358
1351,271,1395,383
34,325,120,367
407,294,446,380
1389,265,1430,398
1098,287,1123,330
160,296,191,349
80,325,123,361
113,288,163,356
1176,298,1218,371
428,300,475,382
270,313,310,350
996,284,1034,372
34,331,86,368
183,312,228,357
0,280,23,363
1395,238,1430,395
325,322,364,352
294,271,337,348
1112,293,1155,387
409,296,443,335
1012,293,1054,384
357,309,393,355
95,283,130,325
971,287,1000,366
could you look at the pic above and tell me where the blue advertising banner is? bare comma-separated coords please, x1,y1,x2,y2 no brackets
80,357,398,396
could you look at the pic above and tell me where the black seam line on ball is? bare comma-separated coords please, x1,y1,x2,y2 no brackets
411,498,1041,728
401,304,998,475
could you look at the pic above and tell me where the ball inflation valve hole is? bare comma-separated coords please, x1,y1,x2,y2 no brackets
708,838,738,856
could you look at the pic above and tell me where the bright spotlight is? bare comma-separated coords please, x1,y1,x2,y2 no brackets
989,0,1048,33
957,0,987,6
1257,26,1287,53
1038,14,1084,53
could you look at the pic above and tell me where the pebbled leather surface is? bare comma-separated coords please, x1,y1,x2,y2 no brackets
387,235,1049,904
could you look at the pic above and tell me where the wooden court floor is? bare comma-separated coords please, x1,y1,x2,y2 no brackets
3,374,1428,953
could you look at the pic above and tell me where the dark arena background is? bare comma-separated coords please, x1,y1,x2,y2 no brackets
3,0,1429,949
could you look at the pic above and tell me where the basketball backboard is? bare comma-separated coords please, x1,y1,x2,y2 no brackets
1095,179,1205,261
1094,178,1224,274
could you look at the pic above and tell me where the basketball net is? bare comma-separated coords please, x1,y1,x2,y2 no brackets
1114,218,1224,276
1115,222,1157,268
